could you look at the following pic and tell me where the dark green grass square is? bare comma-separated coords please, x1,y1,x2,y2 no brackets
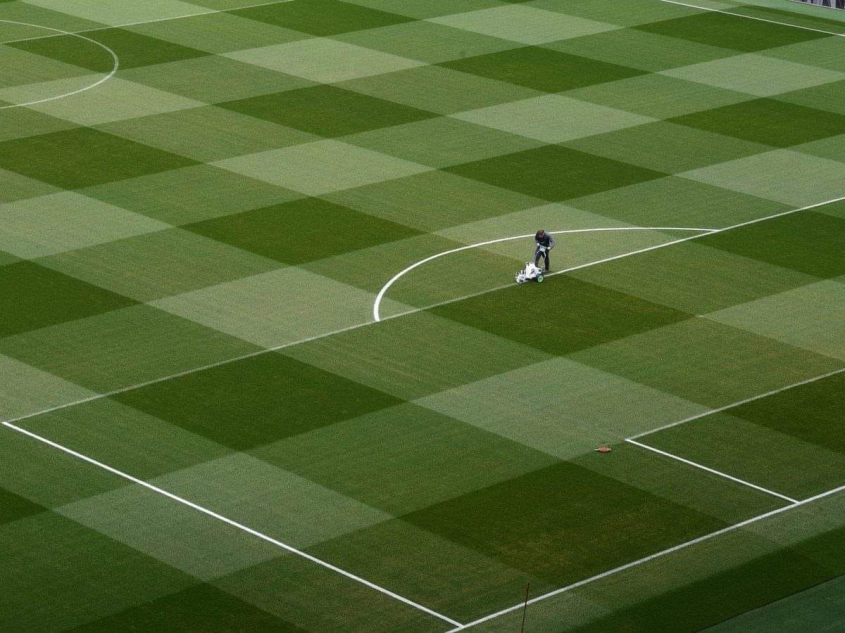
114,353,402,450
234,0,412,35
402,462,727,584
671,99,845,148
73,584,305,632
185,198,420,264
698,211,845,278
636,13,827,52
220,86,437,138
441,47,647,93
432,276,691,356
0,487,45,526
0,262,135,338
729,372,845,453
10,29,208,71
0,128,197,189
446,146,667,202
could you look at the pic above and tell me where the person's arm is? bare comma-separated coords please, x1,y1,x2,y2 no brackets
549,235,556,249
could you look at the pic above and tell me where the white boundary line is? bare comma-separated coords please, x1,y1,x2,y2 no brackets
660,0,845,36
0,20,119,110
372,227,716,322
629,366,845,440
2,420,463,628
0,0,295,45
447,481,845,631
626,439,800,504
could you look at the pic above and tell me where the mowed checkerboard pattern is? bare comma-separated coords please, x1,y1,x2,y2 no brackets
2,0,845,630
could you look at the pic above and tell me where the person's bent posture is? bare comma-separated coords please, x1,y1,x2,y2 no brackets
534,229,555,272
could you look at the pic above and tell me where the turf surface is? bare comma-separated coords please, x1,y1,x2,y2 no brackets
1,0,845,631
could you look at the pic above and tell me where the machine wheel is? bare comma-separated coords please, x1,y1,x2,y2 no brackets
536,274,544,283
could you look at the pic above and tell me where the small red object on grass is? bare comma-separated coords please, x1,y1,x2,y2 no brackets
595,445,612,454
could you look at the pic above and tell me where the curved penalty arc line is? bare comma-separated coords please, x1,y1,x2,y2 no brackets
373,226,717,322
0,19,119,110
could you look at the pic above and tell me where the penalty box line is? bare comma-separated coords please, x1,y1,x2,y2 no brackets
1,420,464,629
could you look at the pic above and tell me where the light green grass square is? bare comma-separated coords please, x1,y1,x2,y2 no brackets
225,38,424,84
128,11,309,54
762,37,845,74
338,65,542,115
41,228,283,302
16,397,233,478
646,413,845,499
151,267,408,348
99,105,319,162
0,353,94,422
706,280,845,361
153,453,392,547
0,168,60,204
661,54,845,98
119,55,314,103
340,0,503,19
571,318,842,410
213,140,432,196
58,485,282,580
0,192,168,258
569,175,790,228
570,240,818,315
282,310,550,400
565,74,755,119
0,45,92,88
0,74,107,110
22,0,207,25
0,108,78,143
253,403,558,515
565,121,770,174
25,78,203,125
82,164,304,226
343,117,542,168
681,150,845,206
452,94,654,143
429,5,620,45
336,19,520,64
529,0,694,26
323,170,544,232
0,304,260,392
545,27,738,73
416,357,708,460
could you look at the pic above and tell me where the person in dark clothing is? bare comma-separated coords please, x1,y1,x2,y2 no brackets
534,229,555,271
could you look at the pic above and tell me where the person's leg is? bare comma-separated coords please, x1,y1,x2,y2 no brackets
534,248,542,267
543,250,550,271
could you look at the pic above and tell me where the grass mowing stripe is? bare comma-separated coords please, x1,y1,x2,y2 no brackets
1,421,463,629
659,0,845,37
447,482,845,632
626,439,799,504
4,194,844,430
628,366,845,440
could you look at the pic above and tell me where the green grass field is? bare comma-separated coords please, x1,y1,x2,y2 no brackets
2,0,845,630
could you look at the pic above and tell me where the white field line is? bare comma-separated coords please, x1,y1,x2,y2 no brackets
372,227,716,322
2,420,464,629
0,20,119,110
448,481,845,631
628,366,845,440
0,0,294,45
373,191,845,322
626,439,799,504
660,0,845,36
